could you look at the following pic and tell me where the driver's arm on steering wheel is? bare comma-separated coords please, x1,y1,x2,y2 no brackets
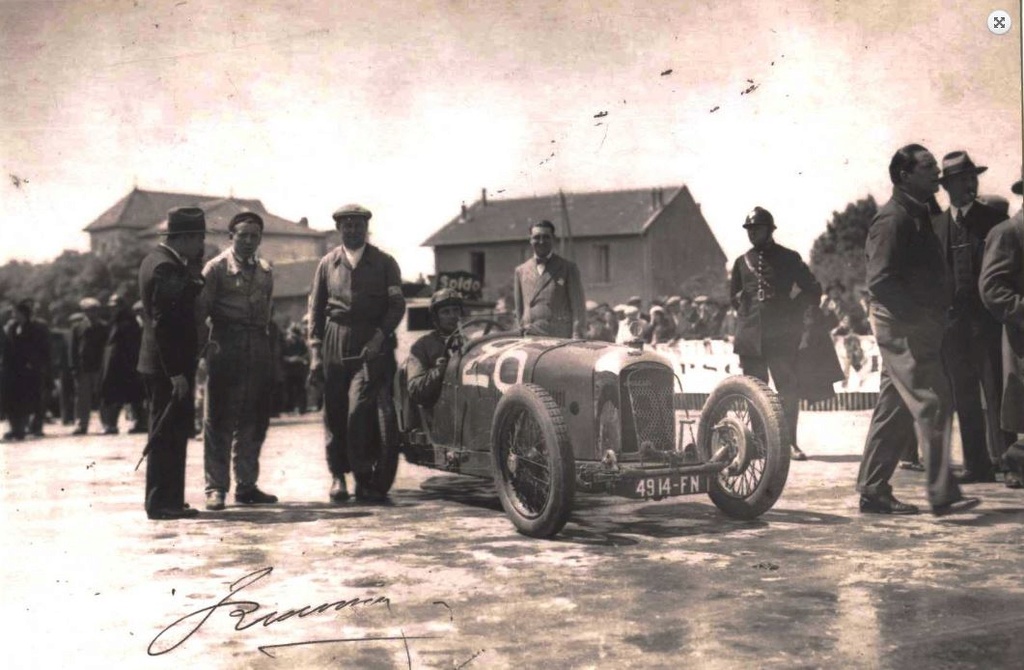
406,334,449,408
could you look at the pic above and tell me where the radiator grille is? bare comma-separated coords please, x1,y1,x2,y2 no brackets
624,365,675,451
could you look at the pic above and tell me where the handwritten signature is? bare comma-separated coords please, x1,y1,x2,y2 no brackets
148,566,391,656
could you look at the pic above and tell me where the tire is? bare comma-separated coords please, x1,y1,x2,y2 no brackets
371,384,401,494
698,375,789,520
491,383,575,538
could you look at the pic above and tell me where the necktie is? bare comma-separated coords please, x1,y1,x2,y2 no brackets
955,210,965,226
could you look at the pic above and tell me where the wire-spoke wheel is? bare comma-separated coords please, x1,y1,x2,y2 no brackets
491,384,575,538
698,375,789,519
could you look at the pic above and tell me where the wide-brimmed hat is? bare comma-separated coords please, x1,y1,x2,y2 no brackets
158,207,206,236
939,151,987,182
1013,175,1023,196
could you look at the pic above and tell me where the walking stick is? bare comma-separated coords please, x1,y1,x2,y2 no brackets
134,395,181,472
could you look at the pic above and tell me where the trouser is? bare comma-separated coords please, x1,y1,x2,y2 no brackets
858,314,960,507
75,370,101,430
284,370,308,413
322,322,390,481
943,318,1015,474
143,373,194,513
740,343,800,447
101,399,147,431
204,330,272,494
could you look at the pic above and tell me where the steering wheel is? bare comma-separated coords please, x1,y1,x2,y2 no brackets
457,317,507,340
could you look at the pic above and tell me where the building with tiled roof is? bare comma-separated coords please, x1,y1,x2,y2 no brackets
84,188,328,262
423,186,727,305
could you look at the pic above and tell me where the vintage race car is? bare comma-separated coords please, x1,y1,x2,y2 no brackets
389,317,790,538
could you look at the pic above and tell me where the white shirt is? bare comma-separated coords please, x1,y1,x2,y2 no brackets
343,244,366,268
535,253,552,276
950,201,975,223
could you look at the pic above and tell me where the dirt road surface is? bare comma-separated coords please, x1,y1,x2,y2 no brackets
2,411,1022,669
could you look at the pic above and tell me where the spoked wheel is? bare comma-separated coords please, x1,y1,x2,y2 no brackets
371,374,401,494
697,375,789,520
491,384,575,538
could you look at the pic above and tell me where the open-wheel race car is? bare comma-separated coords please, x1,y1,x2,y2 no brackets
387,317,791,538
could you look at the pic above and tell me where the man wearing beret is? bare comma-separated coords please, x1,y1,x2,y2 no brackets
195,211,278,510
308,204,406,503
858,144,979,516
979,176,1024,487
730,206,821,462
513,220,587,339
70,296,109,435
137,207,207,520
932,151,1016,484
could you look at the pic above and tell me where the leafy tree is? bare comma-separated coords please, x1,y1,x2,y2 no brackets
809,195,878,303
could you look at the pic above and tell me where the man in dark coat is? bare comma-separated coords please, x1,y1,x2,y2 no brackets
730,206,822,461
979,177,1024,487
857,144,979,516
100,294,146,435
70,297,108,435
513,220,587,339
933,151,1015,483
308,203,406,504
1,300,50,441
137,207,207,520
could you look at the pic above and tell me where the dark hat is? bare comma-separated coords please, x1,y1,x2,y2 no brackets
332,204,372,221
1013,177,1023,196
743,206,775,229
228,211,264,232
939,151,987,181
160,207,206,236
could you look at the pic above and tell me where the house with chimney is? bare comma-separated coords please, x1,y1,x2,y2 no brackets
84,188,327,262
422,186,727,305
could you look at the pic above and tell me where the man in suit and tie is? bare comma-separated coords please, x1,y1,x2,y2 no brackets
513,220,587,339
934,151,1015,484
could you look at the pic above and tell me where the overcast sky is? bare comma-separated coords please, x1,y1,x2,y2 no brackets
2,0,1021,277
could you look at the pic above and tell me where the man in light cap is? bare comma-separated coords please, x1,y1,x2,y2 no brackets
979,175,1024,487
137,206,207,519
195,211,278,509
858,144,978,516
513,219,587,338
730,206,820,462
70,296,108,435
308,203,405,503
933,151,1014,484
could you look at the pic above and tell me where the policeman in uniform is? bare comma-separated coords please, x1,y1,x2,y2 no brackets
513,220,587,338
308,204,405,503
406,288,463,415
932,151,1015,483
730,206,821,462
137,207,207,520
196,211,278,510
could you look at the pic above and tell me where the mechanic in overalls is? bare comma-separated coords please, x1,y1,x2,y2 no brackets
307,204,406,504
197,211,278,511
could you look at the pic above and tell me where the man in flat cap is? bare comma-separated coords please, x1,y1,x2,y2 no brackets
308,204,405,503
858,144,979,516
137,206,207,520
195,211,278,510
730,206,821,462
513,220,587,339
933,151,1015,484
979,176,1024,488
70,296,108,435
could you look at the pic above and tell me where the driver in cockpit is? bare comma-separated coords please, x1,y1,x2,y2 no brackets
406,288,464,410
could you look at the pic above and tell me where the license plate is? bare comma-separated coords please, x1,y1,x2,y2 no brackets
617,473,711,499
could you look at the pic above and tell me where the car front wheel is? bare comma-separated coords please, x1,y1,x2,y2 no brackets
491,383,575,538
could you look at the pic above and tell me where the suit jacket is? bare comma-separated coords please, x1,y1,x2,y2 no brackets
513,253,587,339
979,210,1024,432
932,200,1005,329
137,245,204,378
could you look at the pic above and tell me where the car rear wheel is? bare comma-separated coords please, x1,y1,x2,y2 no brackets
491,383,575,538
698,375,789,520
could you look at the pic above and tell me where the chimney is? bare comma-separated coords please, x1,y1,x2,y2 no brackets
460,202,468,222
657,188,664,207
298,216,309,228
650,188,658,211
481,187,488,206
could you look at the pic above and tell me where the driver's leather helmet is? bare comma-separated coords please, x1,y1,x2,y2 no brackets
430,288,465,324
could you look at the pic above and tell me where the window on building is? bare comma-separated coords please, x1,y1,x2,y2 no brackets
594,244,611,283
470,251,485,283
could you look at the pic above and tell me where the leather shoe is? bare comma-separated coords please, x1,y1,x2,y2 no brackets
898,460,925,472
235,487,278,504
205,490,226,511
790,444,808,461
1004,471,1023,489
329,477,350,503
148,506,200,520
128,425,148,434
355,485,391,505
931,496,981,517
102,427,119,436
71,427,87,436
956,470,996,484
859,494,920,515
